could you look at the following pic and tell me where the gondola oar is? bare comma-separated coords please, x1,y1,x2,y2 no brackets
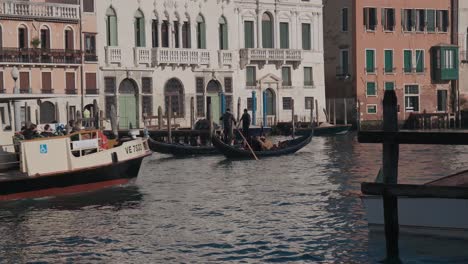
235,126,258,161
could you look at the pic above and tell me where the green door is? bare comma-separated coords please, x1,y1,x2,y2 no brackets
208,93,221,125
119,95,137,129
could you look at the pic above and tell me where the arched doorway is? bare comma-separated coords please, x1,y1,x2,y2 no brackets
40,101,55,124
206,80,222,123
119,79,138,129
264,88,276,116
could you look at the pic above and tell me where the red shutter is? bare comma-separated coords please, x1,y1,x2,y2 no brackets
20,72,29,92
66,72,75,92
86,73,97,91
66,30,74,50
42,72,52,92
0,72,3,92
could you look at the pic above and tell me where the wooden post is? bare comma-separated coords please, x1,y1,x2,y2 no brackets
291,98,295,138
333,98,336,125
190,97,195,129
93,99,99,129
24,102,27,125
208,100,213,145
35,109,38,125
315,99,319,125
237,97,241,123
66,101,69,126
344,98,348,125
382,90,401,263
167,97,172,143
110,105,118,139
158,106,163,130
99,110,104,129
310,100,314,128
327,99,331,123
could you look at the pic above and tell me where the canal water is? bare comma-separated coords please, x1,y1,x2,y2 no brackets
1,133,468,263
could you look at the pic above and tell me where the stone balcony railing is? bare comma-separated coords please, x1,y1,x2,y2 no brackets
0,0,79,21
152,48,210,66
134,47,151,66
218,50,233,68
239,48,303,69
105,47,122,65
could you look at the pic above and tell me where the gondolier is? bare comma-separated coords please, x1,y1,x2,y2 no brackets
240,109,251,139
220,108,237,144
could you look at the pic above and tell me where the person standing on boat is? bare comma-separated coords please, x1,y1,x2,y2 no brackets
240,109,251,139
220,108,236,144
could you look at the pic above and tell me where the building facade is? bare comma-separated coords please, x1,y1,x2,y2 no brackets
96,0,326,129
324,0,458,127
0,0,98,129
457,0,468,110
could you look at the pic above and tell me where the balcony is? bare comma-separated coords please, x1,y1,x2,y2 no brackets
218,50,233,68
41,89,54,94
239,48,303,69
65,89,77,95
152,48,210,67
84,52,98,63
134,48,151,66
0,48,81,65
0,1,79,22
85,89,99,95
105,47,122,65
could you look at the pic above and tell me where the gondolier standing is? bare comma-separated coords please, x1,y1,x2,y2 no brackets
220,108,237,144
240,109,251,138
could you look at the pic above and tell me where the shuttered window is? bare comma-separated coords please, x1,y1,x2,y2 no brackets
427,10,436,32
85,73,97,94
83,0,94,12
182,22,190,48
384,50,393,73
416,50,424,73
0,72,4,92
65,29,74,50
366,82,376,96
104,77,116,94
366,50,375,73
385,82,395,91
42,72,52,92
244,21,254,48
280,22,289,49
225,95,233,111
404,50,412,73
106,10,118,46
197,16,206,49
66,72,75,92
219,17,228,50
105,96,116,118
282,67,291,86
224,77,232,93
246,66,256,86
196,77,204,117
142,96,153,115
134,11,146,47
302,23,311,50
262,13,273,48
304,67,313,86
19,72,30,93
142,77,152,94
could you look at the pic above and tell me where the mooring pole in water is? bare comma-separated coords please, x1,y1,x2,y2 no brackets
344,98,348,125
190,97,195,129
382,90,401,263
291,98,295,138
315,99,319,125
208,99,213,145
110,105,118,139
167,97,172,143
158,106,163,130
237,97,241,123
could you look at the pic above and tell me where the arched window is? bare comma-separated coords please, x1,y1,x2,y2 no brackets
106,7,118,46
40,26,50,49
161,20,169,47
40,101,56,124
262,12,273,48
196,14,206,49
164,78,184,117
152,18,158,48
182,20,190,48
219,16,228,50
18,24,28,49
64,27,74,50
134,9,145,47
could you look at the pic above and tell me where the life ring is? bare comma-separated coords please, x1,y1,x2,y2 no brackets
97,131,108,150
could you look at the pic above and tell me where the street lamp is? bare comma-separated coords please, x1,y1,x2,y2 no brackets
11,66,19,94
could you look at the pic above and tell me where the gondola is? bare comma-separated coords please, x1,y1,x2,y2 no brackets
148,137,218,156
211,131,313,159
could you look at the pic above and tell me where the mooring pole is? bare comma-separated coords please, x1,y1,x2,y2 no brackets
190,97,195,129
158,106,162,130
167,97,172,143
237,97,241,123
333,98,336,125
315,99,319,125
291,98,295,138
344,98,348,125
382,90,401,263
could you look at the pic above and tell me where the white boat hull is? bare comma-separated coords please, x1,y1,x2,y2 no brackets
362,196,468,238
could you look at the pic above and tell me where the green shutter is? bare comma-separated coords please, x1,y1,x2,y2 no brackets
404,50,412,73
302,24,311,50
246,67,255,86
140,18,146,47
384,50,393,73
416,50,424,72
427,10,435,32
366,82,376,96
366,50,375,73
385,82,394,90
262,21,273,48
221,24,228,50
244,21,254,48
304,67,312,86
280,22,289,49
200,22,206,49
109,16,118,46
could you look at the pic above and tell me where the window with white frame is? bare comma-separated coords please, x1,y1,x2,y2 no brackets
404,85,419,112
382,8,395,31
367,104,377,114
363,7,377,31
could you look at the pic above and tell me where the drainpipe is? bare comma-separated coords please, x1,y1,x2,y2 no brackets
79,0,85,113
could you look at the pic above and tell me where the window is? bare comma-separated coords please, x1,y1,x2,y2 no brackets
426,10,436,32
382,8,395,31
162,21,169,48
0,72,3,92
282,97,292,110
415,50,424,73
219,16,228,50
106,7,118,46
18,26,28,49
302,23,311,50
182,22,190,48
224,77,233,93
385,82,394,91
366,49,375,73
339,49,349,75
366,82,376,96
437,90,448,112
164,78,185,117
262,13,274,48
40,27,50,49
196,15,206,49
244,21,255,48
66,72,76,93
196,77,205,117
282,67,291,86
441,49,456,69
246,66,256,86
174,21,180,48
83,0,94,13
85,73,97,94
142,77,152,93
342,8,348,32
84,34,96,61
416,9,425,32
367,105,377,114
41,72,52,93
134,10,145,47
436,10,449,32
104,77,116,94
19,72,30,93
304,67,313,86
305,97,314,110
384,50,393,73
65,28,74,50
105,96,115,118
226,95,233,111
247,98,253,111
280,22,289,49
402,9,415,31
152,20,158,47
142,96,153,116
404,85,419,112
404,50,412,73
363,7,377,31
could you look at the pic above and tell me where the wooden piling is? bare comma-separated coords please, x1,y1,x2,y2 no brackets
99,110,104,129
158,106,163,130
333,98,336,125
291,98,295,138
237,97,241,123
208,100,213,144
344,98,348,125
382,90,401,263
93,99,99,129
315,99,319,125
190,97,195,129
110,105,118,139
167,97,172,143
310,100,314,127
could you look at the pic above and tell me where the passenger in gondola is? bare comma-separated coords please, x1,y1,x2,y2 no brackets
259,136,274,150
23,124,40,140
41,124,54,137
239,108,251,139
220,108,237,144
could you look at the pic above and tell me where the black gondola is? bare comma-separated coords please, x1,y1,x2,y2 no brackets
211,132,313,159
148,137,218,156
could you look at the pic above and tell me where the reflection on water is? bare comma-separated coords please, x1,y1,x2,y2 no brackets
1,133,468,263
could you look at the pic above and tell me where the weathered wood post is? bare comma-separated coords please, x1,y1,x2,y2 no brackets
167,97,172,143
190,97,195,129
327,99,331,123
24,102,28,125
291,98,295,138
208,99,213,145
315,99,319,125
382,89,401,263
158,106,163,130
333,98,336,125
110,105,118,139
99,110,104,129
237,97,241,123
344,98,348,125
66,101,69,126
93,99,99,129
310,100,314,128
